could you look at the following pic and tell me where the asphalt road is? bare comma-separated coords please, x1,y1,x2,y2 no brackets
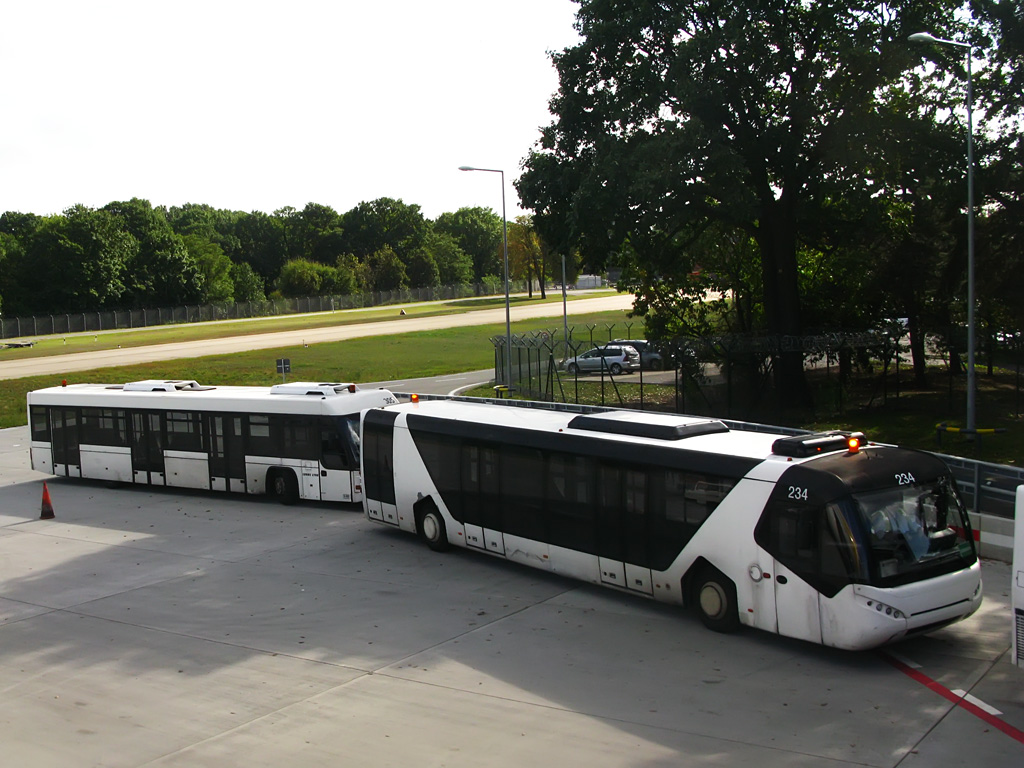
0,293,635,381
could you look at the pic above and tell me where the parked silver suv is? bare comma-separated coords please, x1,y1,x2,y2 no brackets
612,339,665,370
564,344,641,376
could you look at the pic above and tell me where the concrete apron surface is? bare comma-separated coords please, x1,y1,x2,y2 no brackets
1,425,1022,768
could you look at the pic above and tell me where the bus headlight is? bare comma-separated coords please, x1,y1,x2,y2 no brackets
866,600,903,620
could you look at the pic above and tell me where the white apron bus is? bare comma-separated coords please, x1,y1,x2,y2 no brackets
361,400,982,650
28,380,398,504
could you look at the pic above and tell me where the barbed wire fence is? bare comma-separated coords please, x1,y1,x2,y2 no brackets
493,323,1023,423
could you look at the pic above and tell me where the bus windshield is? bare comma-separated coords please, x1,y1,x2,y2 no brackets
844,477,976,585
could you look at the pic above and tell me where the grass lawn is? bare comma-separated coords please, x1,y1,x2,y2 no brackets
0,307,634,430
5,297,1020,466
0,291,610,361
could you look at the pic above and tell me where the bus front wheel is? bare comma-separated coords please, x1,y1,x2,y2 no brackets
417,501,449,552
269,469,299,505
696,567,741,633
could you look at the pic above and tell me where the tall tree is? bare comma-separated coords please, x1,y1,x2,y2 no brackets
364,245,409,292
507,216,547,299
433,207,503,281
233,211,287,282
340,198,427,260
3,207,135,314
230,262,266,303
103,198,202,307
182,234,235,303
422,230,474,286
516,0,1018,404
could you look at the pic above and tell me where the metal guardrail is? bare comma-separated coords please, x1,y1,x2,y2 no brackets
940,454,1024,521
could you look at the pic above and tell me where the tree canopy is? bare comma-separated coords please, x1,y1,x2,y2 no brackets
0,198,490,314
517,0,1024,399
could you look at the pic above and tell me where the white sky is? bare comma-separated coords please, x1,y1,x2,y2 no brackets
0,1,581,221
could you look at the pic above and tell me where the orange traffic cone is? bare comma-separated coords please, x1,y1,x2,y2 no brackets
40,482,55,519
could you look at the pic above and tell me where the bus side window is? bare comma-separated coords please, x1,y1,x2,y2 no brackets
598,466,625,561
166,411,202,452
30,405,50,441
320,417,354,470
776,507,817,565
546,453,597,552
247,414,276,456
411,431,463,519
281,415,317,460
363,417,396,505
81,407,128,447
500,445,546,541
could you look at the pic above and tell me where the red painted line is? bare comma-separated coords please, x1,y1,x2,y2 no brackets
880,652,1024,744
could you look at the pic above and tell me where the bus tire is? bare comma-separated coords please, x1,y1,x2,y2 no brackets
269,468,299,505
417,500,449,552
696,566,741,633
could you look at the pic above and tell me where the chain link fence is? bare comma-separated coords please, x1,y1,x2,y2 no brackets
0,281,526,340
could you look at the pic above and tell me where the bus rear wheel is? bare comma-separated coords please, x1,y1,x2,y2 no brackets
417,501,449,552
269,469,299,505
696,567,741,633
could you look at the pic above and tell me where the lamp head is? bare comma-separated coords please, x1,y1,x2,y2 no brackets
908,32,938,44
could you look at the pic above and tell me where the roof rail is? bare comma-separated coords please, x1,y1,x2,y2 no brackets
269,382,358,397
122,379,209,392
568,414,729,441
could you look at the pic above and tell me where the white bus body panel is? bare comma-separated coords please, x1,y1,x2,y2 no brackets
164,452,209,490
30,444,53,475
300,460,320,500
816,561,983,650
668,474,782,633
600,559,627,589
462,524,505,554
550,547,601,585
79,445,133,484
505,534,550,571
773,561,822,644
246,458,271,495
320,468,355,503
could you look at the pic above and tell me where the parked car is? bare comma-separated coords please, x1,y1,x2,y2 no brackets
613,339,665,370
564,344,641,376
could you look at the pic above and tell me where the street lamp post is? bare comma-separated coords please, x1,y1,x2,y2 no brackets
908,31,976,436
459,166,513,390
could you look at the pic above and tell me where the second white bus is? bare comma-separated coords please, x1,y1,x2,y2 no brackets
28,379,399,503
361,399,982,650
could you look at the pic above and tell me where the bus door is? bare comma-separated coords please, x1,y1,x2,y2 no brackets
463,444,504,555
130,411,165,485
757,504,823,644
50,407,81,478
319,416,357,502
597,466,653,594
208,414,246,493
